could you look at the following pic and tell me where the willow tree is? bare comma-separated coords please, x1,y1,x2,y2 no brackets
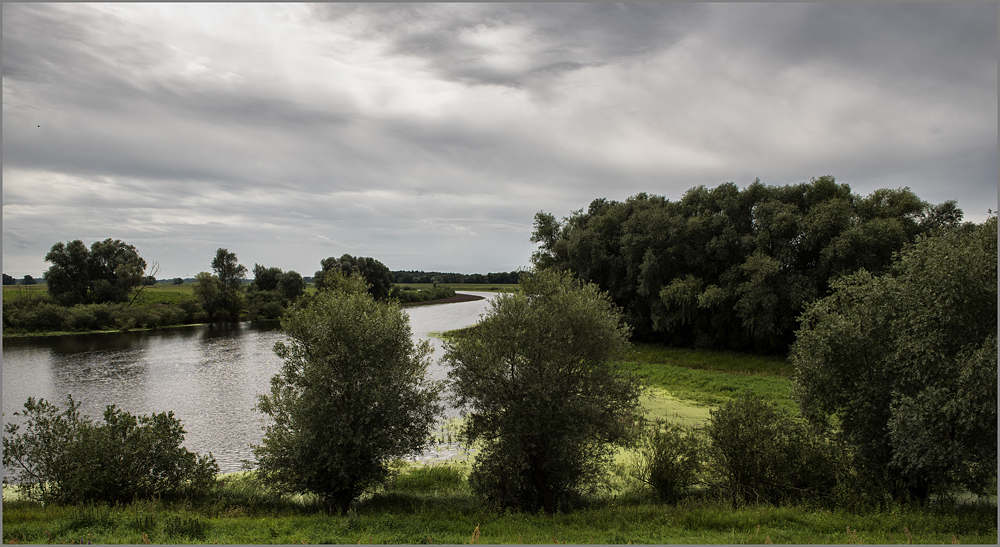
252,273,442,514
445,269,642,514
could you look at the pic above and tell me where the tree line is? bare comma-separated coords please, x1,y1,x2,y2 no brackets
531,175,967,353
391,270,522,285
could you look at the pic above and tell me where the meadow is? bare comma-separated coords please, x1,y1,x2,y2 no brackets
3,343,995,544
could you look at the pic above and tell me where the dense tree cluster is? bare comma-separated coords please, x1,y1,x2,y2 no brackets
315,254,394,300
43,239,150,306
791,216,997,502
531,176,964,353
246,264,306,320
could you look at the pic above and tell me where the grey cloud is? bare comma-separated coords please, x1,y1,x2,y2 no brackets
313,3,707,92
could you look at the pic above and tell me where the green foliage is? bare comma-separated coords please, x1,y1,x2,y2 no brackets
391,285,457,303
211,248,247,321
445,269,642,514
791,216,998,501
531,177,963,353
43,239,148,306
315,254,393,300
705,391,840,509
252,273,443,515
246,265,306,320
3,396,218,505
634,419,705,503
192,272,225,322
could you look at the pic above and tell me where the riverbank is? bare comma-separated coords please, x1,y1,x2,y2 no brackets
399,293,485,307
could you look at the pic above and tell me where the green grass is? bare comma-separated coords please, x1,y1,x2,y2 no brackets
623,343,796,413
4,474,995,544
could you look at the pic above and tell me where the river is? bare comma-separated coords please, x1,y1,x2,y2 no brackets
1,292,499,474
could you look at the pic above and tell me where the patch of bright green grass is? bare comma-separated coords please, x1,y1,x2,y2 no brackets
629,343,792,376
623,343,796,412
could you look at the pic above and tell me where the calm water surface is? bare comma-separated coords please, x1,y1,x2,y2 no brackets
2,292,498,474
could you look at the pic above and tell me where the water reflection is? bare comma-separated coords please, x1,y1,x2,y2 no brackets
2,293,498,474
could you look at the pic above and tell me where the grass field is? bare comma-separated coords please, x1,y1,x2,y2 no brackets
3,464,994,545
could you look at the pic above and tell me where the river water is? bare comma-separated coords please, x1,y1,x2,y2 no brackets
1,292,499,474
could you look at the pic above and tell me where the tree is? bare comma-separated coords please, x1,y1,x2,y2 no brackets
276,270,305,302
172,277,184,285
192,272,224,322
43,240,91,305
444,269,642,513
211,248,247,321
252,264,283,292
252,273,442,515
3,273,16,285
43,239,148,306
314,254,393,300
790,216,997,501
21,275,37,285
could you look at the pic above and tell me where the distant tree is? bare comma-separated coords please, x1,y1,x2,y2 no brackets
43,240,92,305
252,273,442,514
3,273,15,285
192,272,224,322
88,239,147,304
172,278,184,285
314,254,393,300
21,275,37,286
445,270,642,513
791,216,997,502
211,249,247,321
43,239,148,306
143,276,157,286
276,270,305,302
252,264,283,292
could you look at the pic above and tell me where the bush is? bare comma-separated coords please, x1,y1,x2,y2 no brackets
635,419,705,503
2,396,219,505
705,391,838,508
444,270,642,514
252,273,442,515
23,302,68,331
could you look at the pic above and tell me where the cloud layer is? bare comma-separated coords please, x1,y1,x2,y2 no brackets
3,3,996,278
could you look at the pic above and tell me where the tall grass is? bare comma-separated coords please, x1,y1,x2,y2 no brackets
4,474,995,544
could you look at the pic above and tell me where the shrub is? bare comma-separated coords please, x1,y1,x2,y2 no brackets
705,391,838,508
23,302,68,331
635,419,705,503
251,273,442,515
444,270,642,514
2,396,218,505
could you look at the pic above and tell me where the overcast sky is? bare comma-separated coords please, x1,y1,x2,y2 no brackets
3,3,996,279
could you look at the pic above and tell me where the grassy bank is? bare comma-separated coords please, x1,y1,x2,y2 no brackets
3,468,994,544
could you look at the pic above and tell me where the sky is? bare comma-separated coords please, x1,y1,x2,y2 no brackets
3,2,997,280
